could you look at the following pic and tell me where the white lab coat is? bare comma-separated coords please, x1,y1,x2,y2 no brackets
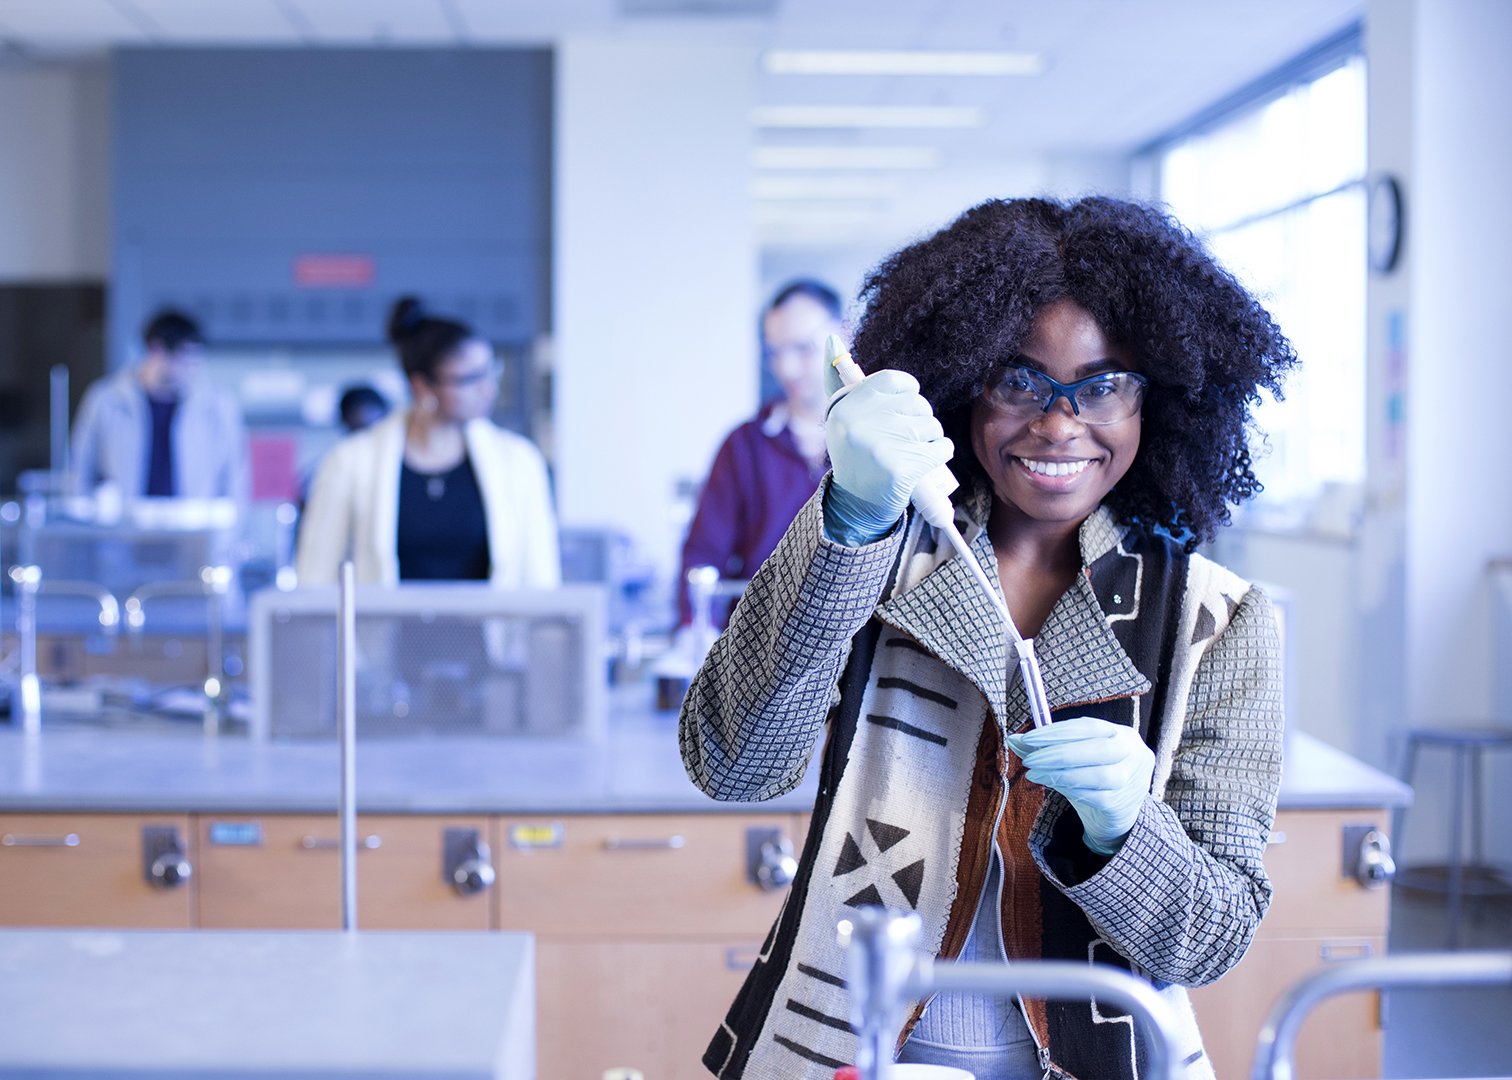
69,368,248,503
295,410,561,588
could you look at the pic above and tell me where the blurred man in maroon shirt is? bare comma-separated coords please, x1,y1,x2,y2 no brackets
676,281,846,627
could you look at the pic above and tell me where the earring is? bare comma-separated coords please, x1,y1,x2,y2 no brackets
421,396,439,413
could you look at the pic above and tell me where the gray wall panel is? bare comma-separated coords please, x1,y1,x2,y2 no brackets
110,47,551,363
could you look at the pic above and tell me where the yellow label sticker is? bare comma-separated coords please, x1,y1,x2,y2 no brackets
508,822,564,849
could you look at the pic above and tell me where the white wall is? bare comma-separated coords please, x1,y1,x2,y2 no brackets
1404,0,1512,724
1363,0,1512,865
0,61,110,281
1357,0,1414,776
553,39,758,582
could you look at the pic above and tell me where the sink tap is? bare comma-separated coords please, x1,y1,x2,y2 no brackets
5,568,119,735
124,565,234,733
839,907,1183,1080
8,565,41,735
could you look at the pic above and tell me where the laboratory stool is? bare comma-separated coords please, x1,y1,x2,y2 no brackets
1392,725,1512,947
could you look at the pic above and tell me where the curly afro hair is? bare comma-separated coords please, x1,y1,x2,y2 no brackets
850,196,1296,551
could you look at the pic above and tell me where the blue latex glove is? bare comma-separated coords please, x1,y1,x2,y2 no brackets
1005,716,1155,856
821,367,953,546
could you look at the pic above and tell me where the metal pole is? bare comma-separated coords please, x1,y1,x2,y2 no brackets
10,566,41,735
1251,950,1512,1080
1447,747,1467,947
202,566,228,737
337,560,357,931
49,365,68,485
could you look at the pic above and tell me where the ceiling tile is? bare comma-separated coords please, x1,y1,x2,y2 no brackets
130,0,303,42
0,0,148,43
292,0,456,44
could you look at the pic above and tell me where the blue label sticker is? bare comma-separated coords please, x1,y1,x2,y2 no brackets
209,821,265,846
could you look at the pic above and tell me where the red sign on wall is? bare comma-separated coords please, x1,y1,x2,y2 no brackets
249,436,302,503
293,254,375,288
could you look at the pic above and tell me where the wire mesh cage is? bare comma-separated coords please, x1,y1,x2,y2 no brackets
249,584,607,740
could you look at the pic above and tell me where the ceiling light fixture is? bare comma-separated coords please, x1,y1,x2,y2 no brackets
762,51,1046,76
751,176,900,199
749,105,985,128
752,146,940,170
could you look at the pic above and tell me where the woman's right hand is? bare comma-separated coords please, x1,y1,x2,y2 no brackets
822,369,953,545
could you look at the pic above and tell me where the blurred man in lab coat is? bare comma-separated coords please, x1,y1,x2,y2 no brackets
70,309,247,506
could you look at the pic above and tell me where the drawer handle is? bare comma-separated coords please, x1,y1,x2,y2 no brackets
3,833,80,847
1320,940,1375,962
603,836,685,851
301,835,382,850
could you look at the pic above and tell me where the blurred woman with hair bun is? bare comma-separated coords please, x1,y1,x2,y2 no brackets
296,296,559,588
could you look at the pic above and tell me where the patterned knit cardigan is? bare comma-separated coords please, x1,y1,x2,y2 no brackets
680,480,1284,1080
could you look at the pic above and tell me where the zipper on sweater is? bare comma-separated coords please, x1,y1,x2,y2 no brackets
908,759,1012,1046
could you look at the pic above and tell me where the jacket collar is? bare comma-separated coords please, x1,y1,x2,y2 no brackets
875,504,1150,729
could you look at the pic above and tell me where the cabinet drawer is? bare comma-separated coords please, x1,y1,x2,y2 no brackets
538,938,760,1080
197,814,492,929
0,813,193,928
1260,809,1393,936
1189,934,1384,1080
495,813,801,939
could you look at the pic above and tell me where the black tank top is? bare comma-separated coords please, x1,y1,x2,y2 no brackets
396,455,491,580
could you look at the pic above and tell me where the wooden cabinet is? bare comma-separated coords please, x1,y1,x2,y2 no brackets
0,803,1395,1078
498,812,804,1080
538,940,760,1080
197,814,493,929
495,812,801,939
1189,808,1394,1080
0,813,193,928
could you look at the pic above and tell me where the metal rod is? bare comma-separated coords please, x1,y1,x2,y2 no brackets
1447,748,1467,947
1470,745,1485,868
204,569,225,736
10,566,41,735
1251,950,1512,1080
49,365,68,482
337,560,357,931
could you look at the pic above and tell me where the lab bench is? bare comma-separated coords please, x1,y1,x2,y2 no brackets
0,929,535,1079
0,719,1408,1080
0,708,810,1080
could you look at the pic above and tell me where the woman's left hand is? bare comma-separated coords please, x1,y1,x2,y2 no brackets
1006,716,1155,856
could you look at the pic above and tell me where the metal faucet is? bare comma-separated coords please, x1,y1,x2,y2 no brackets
1251,950,1512,1080
7,566,121,736
839,907,1181,1080
124,565,234,734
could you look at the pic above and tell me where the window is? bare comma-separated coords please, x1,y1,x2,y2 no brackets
1157,53,1366,515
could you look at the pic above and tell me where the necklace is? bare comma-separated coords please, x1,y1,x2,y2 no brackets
426,476,446,501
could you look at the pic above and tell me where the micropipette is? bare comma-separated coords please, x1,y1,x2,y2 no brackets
825,335,1054,729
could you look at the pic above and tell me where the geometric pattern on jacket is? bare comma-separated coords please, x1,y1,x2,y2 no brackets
680,480,1284,1080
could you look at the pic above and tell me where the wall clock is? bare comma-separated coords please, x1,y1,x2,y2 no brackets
1368,174,1404,274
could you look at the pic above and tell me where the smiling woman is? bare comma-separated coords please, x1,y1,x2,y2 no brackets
856,197,1296,550
681,196,1295,1080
